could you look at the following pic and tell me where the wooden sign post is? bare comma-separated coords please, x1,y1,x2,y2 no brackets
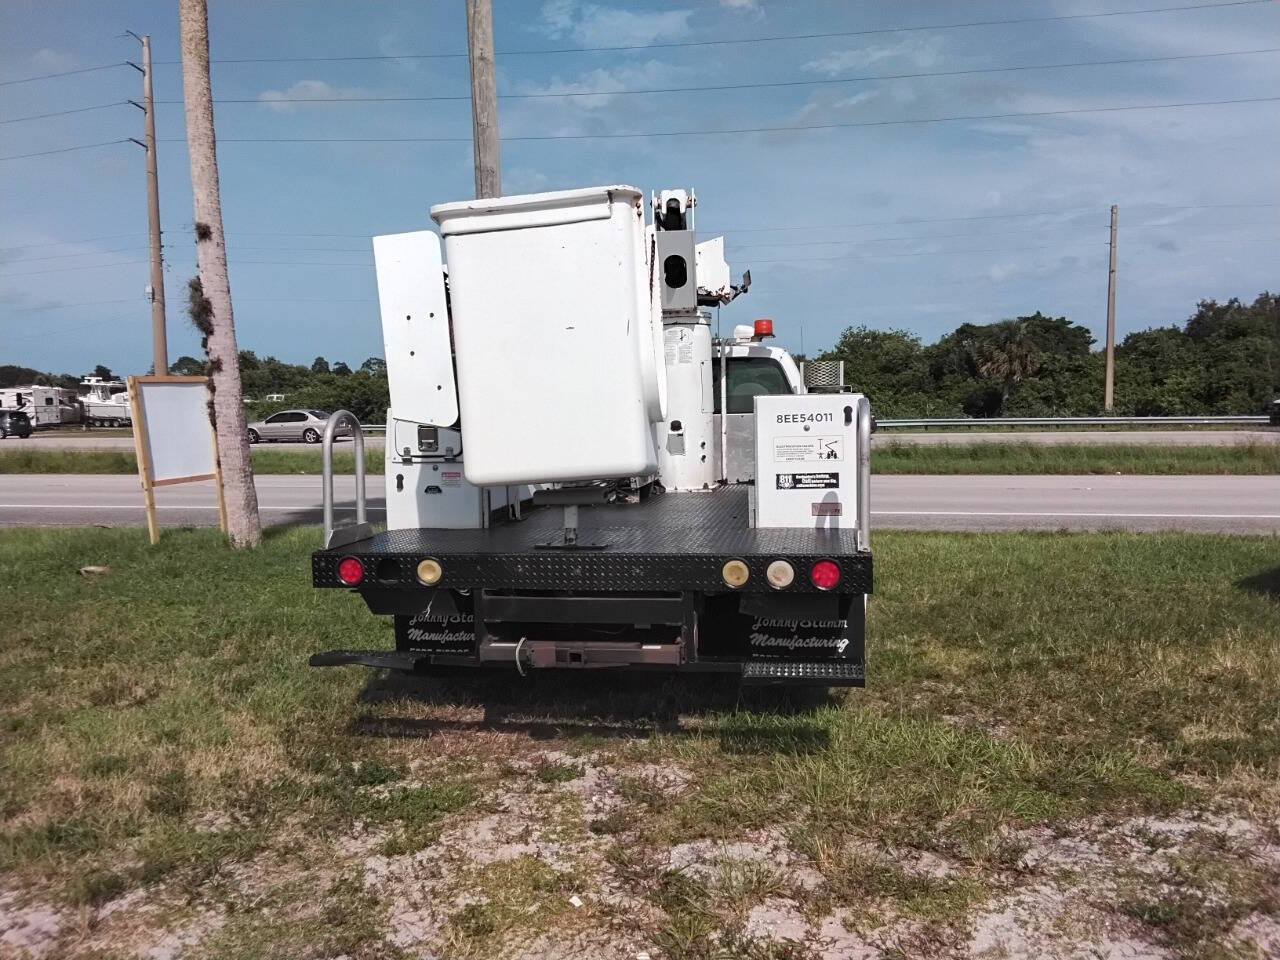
127,375,226,544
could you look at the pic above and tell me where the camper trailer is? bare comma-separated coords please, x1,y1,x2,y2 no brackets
0,385,82,428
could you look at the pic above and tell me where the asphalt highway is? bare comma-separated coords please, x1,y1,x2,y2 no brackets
1,474,1275,534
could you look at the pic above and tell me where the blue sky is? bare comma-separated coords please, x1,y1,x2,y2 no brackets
2,0,1277,376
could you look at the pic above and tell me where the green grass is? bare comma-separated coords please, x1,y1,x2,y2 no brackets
1,527,1277,955
872,440,1278,474
2,441,1275,476
0,446,386,475
888,421,1269,433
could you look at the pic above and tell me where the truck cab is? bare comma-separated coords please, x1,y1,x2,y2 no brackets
713,330,805,484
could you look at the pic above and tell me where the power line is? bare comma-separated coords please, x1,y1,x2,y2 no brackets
2,296,380,316
729,225,1106,251
13,234,1276,280
0,258,150,278
1,314,135,342
0,62,127,86
0,233,144,253
146,0,1279,64
747,243,1108,264
9,95,1272,162
0,140,128,161
13,45,1274,129
727,220,1280,249
228,230,370,239
0,244,146,263
1,257,376,279
1,102,128,125
9,202,1271,256
140,48,1280,107
709,201,1280,233
0,297,142,312
143,95,1280,145
0,243,374,264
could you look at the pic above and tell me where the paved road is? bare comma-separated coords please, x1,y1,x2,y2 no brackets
1,474,1275,534
6,428,1276,452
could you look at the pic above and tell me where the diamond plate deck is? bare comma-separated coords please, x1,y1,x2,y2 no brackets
313,487,871,594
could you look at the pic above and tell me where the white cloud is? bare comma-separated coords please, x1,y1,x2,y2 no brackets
784,87,883,127
718,0,765,19
536,0,692,47
31,48,76,70
515,59,687,110
988,262,1019,282
374,31,419,72
802,37,945,77
258,80,366,113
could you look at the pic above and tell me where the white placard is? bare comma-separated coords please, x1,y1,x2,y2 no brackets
135,379,215,482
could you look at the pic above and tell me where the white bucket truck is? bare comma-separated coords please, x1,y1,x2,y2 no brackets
311,185,872,686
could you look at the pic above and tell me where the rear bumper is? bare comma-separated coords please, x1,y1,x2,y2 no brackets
310,489,871,685
313,546,871,595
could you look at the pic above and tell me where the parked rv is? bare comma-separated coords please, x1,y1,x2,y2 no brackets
0,386,82,428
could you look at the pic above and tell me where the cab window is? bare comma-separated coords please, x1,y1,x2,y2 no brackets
711,357,793,414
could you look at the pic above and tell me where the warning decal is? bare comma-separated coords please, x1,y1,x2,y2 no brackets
441,470,462,488
773,436,843,462
776,472,839,490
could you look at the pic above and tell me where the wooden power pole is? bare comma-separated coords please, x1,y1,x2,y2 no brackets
178,0,262,547
1104,204,1118,412
127,31,168,375
466,0,501,198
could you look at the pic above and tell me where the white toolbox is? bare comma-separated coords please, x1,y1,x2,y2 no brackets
431,185,665,487
752,393,870,530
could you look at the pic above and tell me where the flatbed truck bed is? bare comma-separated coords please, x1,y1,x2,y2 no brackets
310,487,872,684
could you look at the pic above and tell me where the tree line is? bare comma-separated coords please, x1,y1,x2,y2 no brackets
817,291,1278,417
6,290,1275,420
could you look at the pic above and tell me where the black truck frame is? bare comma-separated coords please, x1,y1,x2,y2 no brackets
310,415,872,685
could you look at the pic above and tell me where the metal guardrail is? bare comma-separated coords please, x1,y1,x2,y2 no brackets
357,415,1269,434
875,415,1270,428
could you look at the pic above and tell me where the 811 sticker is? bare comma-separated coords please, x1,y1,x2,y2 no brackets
776,472,839,490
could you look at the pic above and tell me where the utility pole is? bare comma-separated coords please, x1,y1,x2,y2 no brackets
1104,204,1118,412
466,0,500,198
126,32,168,375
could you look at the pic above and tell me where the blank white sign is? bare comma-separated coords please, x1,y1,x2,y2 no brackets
137,380,215,483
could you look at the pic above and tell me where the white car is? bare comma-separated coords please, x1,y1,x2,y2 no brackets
246,409,349,444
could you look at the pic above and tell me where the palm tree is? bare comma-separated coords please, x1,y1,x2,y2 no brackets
178,0,261,546
973,319,1039,411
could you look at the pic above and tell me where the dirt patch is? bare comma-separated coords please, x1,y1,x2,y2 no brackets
138,908,227,960
0,892,65,959
6,762,1277,960
744,896,808,941
966,884,1168,959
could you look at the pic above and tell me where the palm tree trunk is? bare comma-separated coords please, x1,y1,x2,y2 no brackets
178,0,261,547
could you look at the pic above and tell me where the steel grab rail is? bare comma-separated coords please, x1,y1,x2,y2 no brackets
321,410,372,549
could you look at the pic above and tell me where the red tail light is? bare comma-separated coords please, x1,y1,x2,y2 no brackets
809,559,840,590
337,556,364,585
